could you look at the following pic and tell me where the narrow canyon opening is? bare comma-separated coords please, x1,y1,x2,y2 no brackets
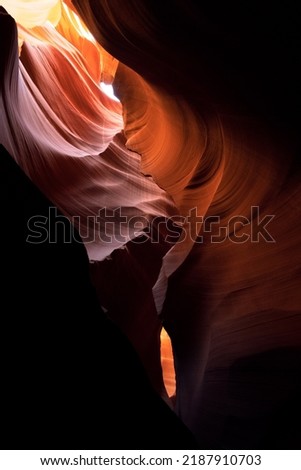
160,327,176,398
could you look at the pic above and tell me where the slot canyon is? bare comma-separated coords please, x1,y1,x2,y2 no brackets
1,0,300,448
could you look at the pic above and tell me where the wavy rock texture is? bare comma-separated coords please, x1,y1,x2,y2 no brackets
0,143,196,449
1,0,301,447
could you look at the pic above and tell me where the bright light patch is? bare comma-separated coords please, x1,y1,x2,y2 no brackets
62,2,95,41
100,82,120,102
160,327,176,397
